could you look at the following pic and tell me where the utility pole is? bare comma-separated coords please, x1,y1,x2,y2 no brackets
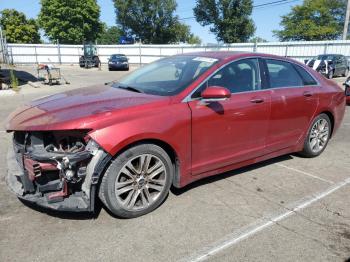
343,0,350,40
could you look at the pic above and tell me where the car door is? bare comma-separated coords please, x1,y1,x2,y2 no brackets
187,58,271,175
263,59,319,153
334,56,342,75
340,56,348,75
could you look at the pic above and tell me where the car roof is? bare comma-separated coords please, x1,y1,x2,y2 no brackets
178,51,249,60
176,51,297,63
317,54,343,57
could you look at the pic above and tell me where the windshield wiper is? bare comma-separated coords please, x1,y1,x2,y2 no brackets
116,85,143,93
105,80,117,85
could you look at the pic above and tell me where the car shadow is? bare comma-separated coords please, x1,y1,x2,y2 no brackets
18,195,103,220
18,154,294,220
171,154,294,195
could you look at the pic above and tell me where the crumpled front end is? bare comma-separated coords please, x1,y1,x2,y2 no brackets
6,130,111,212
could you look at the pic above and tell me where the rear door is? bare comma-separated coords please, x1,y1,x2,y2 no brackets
263,59,319,153
340,56,348,75
334,56,342,75
188,58,271,175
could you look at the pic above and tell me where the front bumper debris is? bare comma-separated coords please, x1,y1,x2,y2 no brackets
6,131,111,212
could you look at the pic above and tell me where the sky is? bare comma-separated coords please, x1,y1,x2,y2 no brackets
0,0,302,44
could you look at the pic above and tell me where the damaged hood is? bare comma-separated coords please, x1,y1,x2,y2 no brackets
6,84,169,131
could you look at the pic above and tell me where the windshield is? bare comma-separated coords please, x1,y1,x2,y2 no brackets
111,55,127,60
113,55,218,96
315,55,334,61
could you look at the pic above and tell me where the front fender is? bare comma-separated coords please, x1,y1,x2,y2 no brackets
88,102,193,187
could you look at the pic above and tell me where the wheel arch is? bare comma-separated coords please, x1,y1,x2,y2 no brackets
103,138,181,188
319,110,335,137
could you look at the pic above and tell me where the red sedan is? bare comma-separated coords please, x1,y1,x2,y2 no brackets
6,52,346,218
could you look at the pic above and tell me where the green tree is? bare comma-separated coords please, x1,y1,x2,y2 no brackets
113,0,197,44
249,36,267,43
274,0,346,41
38,0,103,44
97,24,123,44
187,34,202,45
0,9,41,43
193,0,255,43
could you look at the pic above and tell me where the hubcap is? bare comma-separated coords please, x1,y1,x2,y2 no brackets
114,154,166,211
309,118,329,153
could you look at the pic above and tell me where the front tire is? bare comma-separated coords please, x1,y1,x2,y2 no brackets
300,114,331,158
99,144,173,218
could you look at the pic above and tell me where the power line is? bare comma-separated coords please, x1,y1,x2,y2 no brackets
178,0,300,20
254,0,290,8
254,0,300,10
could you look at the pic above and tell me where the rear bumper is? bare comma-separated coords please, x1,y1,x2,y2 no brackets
108,63,129,69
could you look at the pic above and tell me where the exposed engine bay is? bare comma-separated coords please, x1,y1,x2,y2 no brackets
7,130,111,211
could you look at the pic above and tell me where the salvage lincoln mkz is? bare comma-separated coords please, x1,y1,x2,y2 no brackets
6,52,346,218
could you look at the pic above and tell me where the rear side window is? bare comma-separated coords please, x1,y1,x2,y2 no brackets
265,59,303,88
293,65,317,86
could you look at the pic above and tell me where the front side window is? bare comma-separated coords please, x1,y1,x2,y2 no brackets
114,56,218,96
206,58,261,94
266,59,303,88
191,58,261,98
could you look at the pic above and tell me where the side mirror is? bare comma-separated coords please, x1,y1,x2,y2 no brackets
345,86,350,106
200,86,231,103
304,59,309,64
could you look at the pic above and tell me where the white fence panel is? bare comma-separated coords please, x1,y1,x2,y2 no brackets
6,40,350,65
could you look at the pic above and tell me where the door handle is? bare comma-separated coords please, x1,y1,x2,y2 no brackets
303,91,313,97
250,98,264,103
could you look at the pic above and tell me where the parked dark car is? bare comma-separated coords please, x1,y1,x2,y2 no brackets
305,54,349,79
108,54,129,71
6,52,346,218
343,76,350,105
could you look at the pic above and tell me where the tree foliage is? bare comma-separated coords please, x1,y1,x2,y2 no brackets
193,0,255,43
274,0,346,41
113,0,200,44
0,9,41,44
97,23,123,44
187,34,202,45
38,0,103,44
249,36,267,43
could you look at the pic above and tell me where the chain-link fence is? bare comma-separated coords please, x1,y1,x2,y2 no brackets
0,27,12,65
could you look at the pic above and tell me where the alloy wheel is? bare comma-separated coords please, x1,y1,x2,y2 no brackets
309,118,329,153
114,154,166,211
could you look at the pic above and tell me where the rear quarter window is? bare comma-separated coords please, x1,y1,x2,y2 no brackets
293,65,318,86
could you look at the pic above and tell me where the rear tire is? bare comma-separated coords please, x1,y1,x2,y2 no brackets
93,56,100,68
79,56,85,68
99,144,173,218
327,69,334,79
299,114,331,158
343,68,349,77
